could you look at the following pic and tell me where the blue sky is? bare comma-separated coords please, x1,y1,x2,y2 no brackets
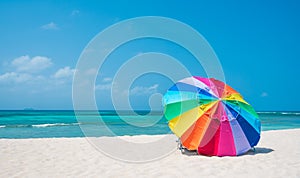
0,0,299,111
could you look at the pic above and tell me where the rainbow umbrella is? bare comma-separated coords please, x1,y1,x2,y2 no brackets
163,76,261,156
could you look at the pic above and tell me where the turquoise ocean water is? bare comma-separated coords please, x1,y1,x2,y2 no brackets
0,110,300,138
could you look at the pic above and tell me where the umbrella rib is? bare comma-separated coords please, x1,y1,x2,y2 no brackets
170,101,218,137
223,102,260,134
225,100,259,119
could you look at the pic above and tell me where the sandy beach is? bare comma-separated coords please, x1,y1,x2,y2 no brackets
1,129,300,178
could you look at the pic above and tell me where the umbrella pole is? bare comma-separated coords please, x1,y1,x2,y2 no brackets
176,138,184,153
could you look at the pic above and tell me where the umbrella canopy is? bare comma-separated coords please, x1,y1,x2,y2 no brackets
163,76,261,156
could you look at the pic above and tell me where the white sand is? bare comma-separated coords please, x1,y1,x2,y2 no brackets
1,129,300,178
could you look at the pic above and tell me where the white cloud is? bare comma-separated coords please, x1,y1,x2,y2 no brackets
41,22,59,30
71,10,80,16
95,83,112,90
0,72,44,84
114,17,120,22
0,56,76,93
0,72,32,83
130,84,159,96
83,68,98,76
53,66,75,79
0,55,51,85
103,77,112,82
261,92,268,97
136,52,144,56
12,55,52,73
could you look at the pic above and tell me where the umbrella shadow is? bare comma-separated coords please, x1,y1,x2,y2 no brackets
180,147,274,157
243,147,274,156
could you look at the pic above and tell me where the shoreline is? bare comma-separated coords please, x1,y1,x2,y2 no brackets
1,129,300,177
1,128,300,140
